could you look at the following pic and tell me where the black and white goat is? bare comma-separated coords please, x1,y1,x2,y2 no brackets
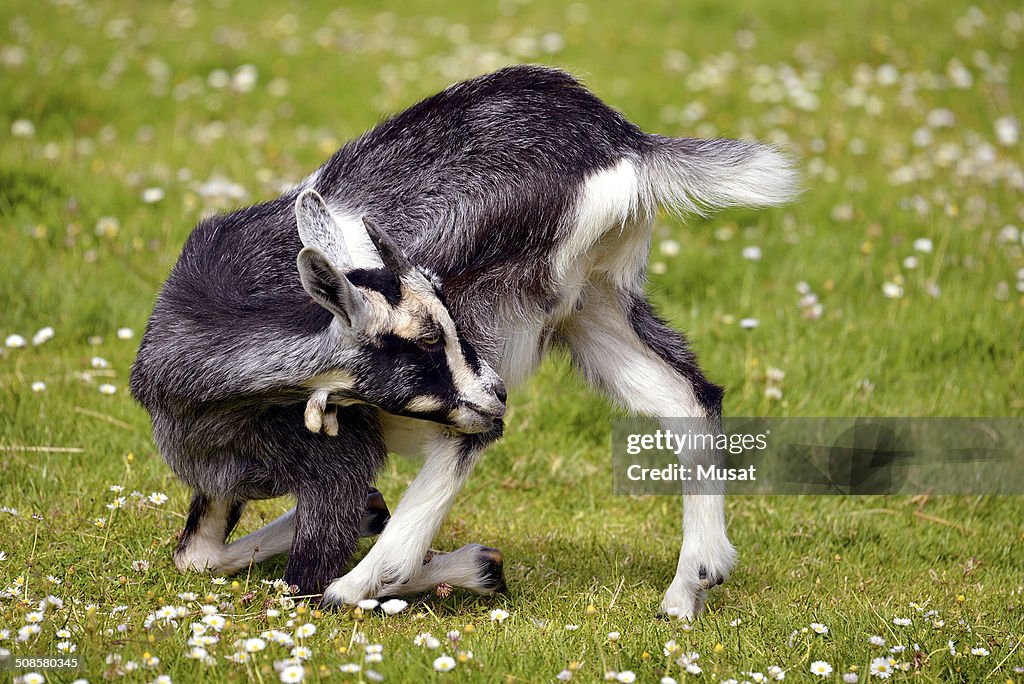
131,65,798,619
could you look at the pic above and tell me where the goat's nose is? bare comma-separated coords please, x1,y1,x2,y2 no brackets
493,381,507,404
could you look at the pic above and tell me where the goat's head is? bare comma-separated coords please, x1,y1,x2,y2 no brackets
295,189,505,434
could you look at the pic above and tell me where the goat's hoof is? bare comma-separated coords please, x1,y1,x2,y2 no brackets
475,546,508,594
359,489,390,537
322,407,339,436
698,564,725,589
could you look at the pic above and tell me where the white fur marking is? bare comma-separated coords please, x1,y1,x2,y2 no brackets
331,210,385,270
554,158,640,282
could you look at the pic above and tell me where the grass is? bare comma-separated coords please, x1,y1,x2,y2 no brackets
2,0,1023,681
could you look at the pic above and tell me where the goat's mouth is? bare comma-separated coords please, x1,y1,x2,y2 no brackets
450,402,505,434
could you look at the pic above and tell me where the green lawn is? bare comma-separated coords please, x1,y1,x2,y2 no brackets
2,0,1023,682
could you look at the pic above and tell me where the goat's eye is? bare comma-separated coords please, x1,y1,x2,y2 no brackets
418,333,442,348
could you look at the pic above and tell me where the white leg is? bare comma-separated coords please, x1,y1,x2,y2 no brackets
377,543,506,596
323,428,487,604
560,284,735,621
218,508,296,573
175,500,296,575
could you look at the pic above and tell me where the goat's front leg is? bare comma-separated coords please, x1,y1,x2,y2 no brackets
323,427,499,605
304,389,339,436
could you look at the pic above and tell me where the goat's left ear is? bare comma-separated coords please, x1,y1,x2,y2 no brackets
295,189,355,271
296,246,367,327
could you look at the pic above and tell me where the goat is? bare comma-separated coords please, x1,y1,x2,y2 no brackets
131,64,798,619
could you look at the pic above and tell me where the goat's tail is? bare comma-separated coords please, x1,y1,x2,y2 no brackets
640,135,801,217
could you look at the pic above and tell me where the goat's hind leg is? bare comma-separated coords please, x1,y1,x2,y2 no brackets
174,493,248,573
174,488,391,577
560,285,735,621
376,544,508,598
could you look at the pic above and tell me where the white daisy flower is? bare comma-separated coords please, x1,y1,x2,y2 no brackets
809,660,832,677
433,655,456,672
380,599,407,615
489,608,509,622
32,327,54,345
869,656,893,678
279,664,304,683
243,637,266,653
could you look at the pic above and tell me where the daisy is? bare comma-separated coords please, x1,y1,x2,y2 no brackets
489,608,509,622
869,657,893,678
32,327,54,345
380,599,407,615
279,664,304,683
809,661,832,677
810,622,828,634
433,655,456,672
970,647,989,656
295,623,315,638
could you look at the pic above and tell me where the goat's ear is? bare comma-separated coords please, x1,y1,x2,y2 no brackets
297,247,367,327
362,217,412,276
295,188,387,271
